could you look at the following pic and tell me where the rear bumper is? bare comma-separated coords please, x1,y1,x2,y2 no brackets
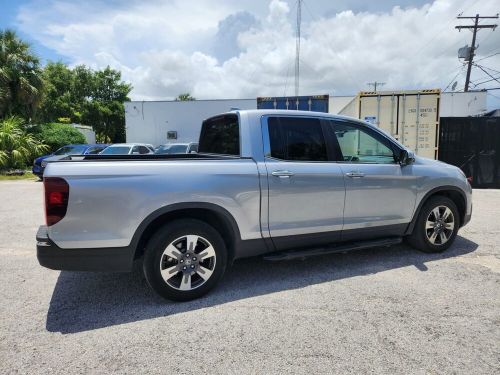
36,226,135,272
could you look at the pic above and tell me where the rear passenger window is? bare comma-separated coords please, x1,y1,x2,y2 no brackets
268,117,327,161
198,115,239,155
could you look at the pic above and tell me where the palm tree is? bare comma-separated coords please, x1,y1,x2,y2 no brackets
0,116,48,170
0,29,44,120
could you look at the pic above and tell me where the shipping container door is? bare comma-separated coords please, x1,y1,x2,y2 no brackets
398,94,439,159
359,95,398,138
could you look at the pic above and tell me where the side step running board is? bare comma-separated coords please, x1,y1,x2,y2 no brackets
263,237,402,261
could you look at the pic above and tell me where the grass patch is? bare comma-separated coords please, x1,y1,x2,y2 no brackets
0,171,38,181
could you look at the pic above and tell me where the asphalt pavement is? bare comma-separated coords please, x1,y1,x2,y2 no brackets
0,180,499,374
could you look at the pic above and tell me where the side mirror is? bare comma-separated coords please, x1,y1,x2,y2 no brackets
132,151,140,155
398,149,414,166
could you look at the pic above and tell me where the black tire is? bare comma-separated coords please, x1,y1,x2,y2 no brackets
143,219,227,301
407,196,460,253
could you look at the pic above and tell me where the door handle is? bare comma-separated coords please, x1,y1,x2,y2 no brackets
346,171,365,178
272,170,294,178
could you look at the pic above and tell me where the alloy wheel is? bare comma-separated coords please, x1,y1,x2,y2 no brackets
159,235,216,291
425,205,455,245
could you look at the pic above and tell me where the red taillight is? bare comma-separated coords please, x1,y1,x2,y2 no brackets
49,191,64,205
44,177,69,226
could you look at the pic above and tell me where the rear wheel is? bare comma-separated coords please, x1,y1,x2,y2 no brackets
407,196,459,253
143,219,227,301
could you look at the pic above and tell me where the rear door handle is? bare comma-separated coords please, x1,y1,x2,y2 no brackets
272,170,294,178
346,171,365,178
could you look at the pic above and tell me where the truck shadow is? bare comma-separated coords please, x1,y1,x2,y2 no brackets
46,235,478,334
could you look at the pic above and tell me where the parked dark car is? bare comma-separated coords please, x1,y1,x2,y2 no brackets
32,144,108,178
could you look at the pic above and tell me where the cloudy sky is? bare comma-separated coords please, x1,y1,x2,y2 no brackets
1,0,499,106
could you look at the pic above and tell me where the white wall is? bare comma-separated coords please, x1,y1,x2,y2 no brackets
125,99,256,146
440,91,487,117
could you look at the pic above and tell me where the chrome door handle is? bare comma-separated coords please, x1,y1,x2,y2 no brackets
272,170,294,178
346,171,365,178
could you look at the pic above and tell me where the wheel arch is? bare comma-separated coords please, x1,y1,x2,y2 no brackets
131,203,241,263
405,186,467,235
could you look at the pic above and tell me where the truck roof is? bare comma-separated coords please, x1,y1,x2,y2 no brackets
225,109,368,126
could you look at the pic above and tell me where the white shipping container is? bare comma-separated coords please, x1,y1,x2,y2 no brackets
338,89,440,159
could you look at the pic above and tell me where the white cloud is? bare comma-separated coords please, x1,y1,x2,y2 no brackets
15,0,500,101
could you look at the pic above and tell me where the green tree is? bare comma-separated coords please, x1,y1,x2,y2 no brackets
0,117,48,170
0,29,44,120
38,62,77,123
40,64,131,143
81,66,131,142
29,122,85,152
176,93,195,101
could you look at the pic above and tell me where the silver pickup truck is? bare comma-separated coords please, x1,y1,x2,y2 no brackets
37,110,472,301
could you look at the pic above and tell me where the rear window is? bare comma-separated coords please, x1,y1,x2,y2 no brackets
198,114,239,155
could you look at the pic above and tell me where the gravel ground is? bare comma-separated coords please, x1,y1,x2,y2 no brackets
0,180,499,374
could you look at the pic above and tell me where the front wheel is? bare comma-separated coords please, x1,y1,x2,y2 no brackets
143,219,227,301
407,196,460,253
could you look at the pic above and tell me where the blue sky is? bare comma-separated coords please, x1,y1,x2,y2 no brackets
0,0,66,62
1,0,499,108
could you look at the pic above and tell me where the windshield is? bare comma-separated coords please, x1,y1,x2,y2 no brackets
54,145,87,155
100,146,131,155
155,145,188,154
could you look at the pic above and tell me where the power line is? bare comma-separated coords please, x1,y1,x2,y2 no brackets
455,13,498,91
475,51,500,62
443,64,467,91
473,63,500,84
413,0,476,58
476,63,500,75
470,75,500,87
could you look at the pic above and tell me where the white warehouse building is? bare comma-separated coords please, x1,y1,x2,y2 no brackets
124,91,487,147
125,99,255,146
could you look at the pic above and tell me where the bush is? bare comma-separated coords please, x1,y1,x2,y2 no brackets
0,117,49,170
31,123,86,152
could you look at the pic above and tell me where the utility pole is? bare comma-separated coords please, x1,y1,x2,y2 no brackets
456,14,498,92
367,81,385,92
294,0,302,97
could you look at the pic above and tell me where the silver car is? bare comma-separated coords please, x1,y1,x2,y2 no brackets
37,110,472,301
100,143,155,155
